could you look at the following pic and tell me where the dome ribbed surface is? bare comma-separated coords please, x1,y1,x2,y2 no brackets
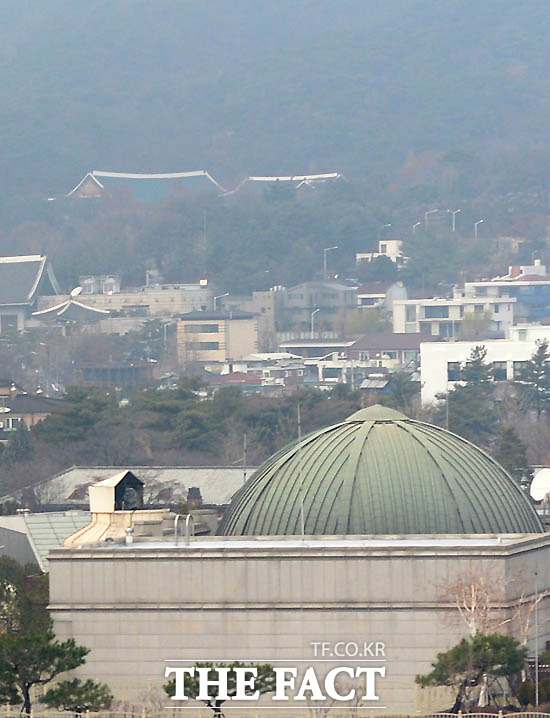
218,405,542,536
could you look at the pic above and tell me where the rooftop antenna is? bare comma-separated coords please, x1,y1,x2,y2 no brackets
297,403,305,536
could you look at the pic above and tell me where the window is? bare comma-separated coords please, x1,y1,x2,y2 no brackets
513,361,527,380
474,304,484,313
405,305,417,322
5,417,21,431
447,362,461,381
380,243,387,254
518,329,527,340
475,286,487,296
493,361,507,381
494,304,499,313
185,341,220,350
184,324,219,333
425,306,449,319
384,351,397,359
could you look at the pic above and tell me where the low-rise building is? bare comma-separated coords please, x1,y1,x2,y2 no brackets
356,238,407,266
393,295,515,338
347,331,429,369
462,260,550,322
41,281,214,318
419,325,550,404
357,280,407,309
177,310,259,366
0,380,65,442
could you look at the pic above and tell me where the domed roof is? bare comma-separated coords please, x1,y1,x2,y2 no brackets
218,405,542,536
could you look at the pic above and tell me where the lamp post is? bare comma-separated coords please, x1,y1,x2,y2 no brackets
214,293,229,311
412,221,421,233
474,219,484,241
323,246,338,279
311,308,320,338
535,570,539,708
424,209,438,229
448,208,461,233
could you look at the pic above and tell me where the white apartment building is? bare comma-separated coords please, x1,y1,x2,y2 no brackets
356,239,406,266
461,260,550,323
420,324,550,405
393,295,515,338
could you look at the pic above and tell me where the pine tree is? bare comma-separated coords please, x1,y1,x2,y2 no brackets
2,422,33,464
517,340,550,417
493,426,533,485
436,346,496,447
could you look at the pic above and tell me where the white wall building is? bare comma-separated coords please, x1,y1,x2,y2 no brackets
420,324,550,404
393,296,515,338
356,239,406,266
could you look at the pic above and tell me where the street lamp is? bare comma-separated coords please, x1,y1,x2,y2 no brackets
447,208,461,233
214,293,229,311
323,246,338,280
311,308,320,338
424,209,438,229
535,570,539,708
412,221,421,233
474,219,484,241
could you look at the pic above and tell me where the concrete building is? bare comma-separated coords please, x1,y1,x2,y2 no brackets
50,406,548,714
39,282,214,320
462,260,550,323
393,295,515,338
356,239,407,266
419,325,550,404
357,280,407,309
176,310,259,367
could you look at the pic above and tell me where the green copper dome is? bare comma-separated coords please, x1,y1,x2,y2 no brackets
218,405,542,536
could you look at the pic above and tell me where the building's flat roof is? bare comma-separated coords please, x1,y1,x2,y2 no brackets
50,533,549,560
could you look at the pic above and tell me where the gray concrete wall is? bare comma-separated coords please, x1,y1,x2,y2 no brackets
48,535,550,714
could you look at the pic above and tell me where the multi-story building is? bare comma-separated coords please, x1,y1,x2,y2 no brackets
176,310,259,366
462,260,550,322
393,295,515,338
419,324,550,404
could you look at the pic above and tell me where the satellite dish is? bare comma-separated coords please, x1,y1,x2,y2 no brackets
70,286,83,297
530,468,550,501
0,407,11,414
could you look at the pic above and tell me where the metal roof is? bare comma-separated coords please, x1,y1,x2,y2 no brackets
219,405,543,536
2,466,252,507
14,511,91,570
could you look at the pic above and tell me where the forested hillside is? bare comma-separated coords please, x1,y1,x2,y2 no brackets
3,0,550,203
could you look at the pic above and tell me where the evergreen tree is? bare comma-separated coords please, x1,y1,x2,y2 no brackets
436,346,496,447
493,426,533,485
517,340,550,417
164,662,275,718
416,633,527,712
2,422,33,464
461,345,493,386
41,678,113,713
